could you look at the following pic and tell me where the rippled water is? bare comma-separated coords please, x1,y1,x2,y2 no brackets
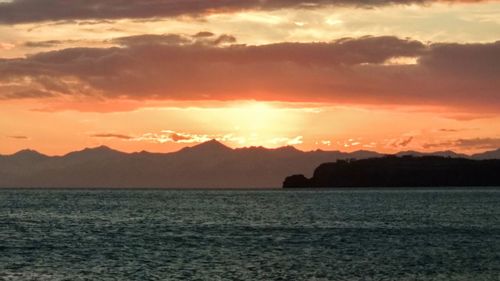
1,188,499,280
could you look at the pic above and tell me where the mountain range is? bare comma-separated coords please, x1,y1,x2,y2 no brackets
1,140,499,188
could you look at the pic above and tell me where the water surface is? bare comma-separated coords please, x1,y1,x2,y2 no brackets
1,188,499,280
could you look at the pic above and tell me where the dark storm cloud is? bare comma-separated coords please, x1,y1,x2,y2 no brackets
0,35,499,112
0,0,484,24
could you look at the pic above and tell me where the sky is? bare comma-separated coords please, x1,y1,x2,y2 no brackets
1,0,500,155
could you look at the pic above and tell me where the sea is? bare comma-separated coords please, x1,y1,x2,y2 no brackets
0,188,499,281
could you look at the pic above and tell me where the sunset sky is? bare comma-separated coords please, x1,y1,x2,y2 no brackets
1,0,500,155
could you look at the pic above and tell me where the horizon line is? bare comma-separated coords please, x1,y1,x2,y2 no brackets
2,139,497,158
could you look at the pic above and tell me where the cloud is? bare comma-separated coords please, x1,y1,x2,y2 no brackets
91,133,132,140
129,129,302,147
0,35,499,112
112,34,192,47
193,31,215,38
111,33,236,47
424,137,500,150
439,128,459,132
269,136,304,146
1,89,55,99
337,138,364,148
133,130,212,144
7,135,28,139
91,131,209,143
0,42,15,50
384,136,416,149
397,136,414,147
320,140,332,146
437,128,478,133
0,0,485,24
24,40,80,48
169,133,192,142
162,130,212,143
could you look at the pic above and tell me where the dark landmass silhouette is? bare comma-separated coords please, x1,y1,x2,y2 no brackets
283,156,500,188
0,140,499,188
0,140,380,188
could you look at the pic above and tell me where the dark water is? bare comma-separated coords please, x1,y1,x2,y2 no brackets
1,189,499,280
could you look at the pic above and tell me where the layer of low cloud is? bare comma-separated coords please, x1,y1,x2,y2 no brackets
91,133,132,140
134,130,212,144
0,0,485,24
269,136,304,146
7,135,28,139
0,35,499,112
0,42,15,50
91,129,304,147
24,40,82,48
424,137,500,150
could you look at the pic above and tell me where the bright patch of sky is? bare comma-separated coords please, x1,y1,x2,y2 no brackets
1,2,499,58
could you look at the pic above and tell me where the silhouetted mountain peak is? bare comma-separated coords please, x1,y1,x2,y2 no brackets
274,145,301,153
84,145,116,152
13,149,41,155
64,145,124,158
10,149,48,160
351,149,376,154
397,150,425,157
181,139,232,153
233,145,302,154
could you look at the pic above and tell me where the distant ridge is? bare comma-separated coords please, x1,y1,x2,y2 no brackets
396,150,468,158
1,141,499,188
471,148,500,160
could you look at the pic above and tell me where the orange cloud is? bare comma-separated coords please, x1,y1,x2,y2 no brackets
0,0,490,24
7,135,28,140
424,138,500,150
0,42,15,50
131,131,211,144
0,35,499,113
91,133,132,140
124,129,304,148
269,136,304,146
